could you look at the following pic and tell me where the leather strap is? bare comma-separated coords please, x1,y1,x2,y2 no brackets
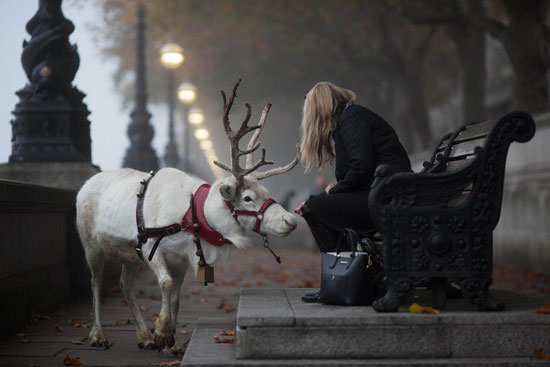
224,197,276,234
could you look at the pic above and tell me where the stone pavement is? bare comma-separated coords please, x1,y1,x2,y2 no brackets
1,245,550,367
0,246,319,367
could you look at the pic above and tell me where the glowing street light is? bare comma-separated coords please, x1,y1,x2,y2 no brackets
194,128,209,140
177,82,197,104
159,43,184,69
199,140,213,150
188,107,204,125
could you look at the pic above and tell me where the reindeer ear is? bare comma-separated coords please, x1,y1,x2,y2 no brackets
219,183,238,201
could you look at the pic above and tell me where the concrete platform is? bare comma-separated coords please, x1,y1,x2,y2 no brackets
234,288,550,360
181,288,550,365
181,318,546,366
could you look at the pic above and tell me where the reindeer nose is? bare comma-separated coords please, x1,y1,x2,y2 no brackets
283,217,297,230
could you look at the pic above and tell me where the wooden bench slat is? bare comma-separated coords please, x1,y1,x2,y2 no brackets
449,137,486,157
444,156,476,172
437,120,495,151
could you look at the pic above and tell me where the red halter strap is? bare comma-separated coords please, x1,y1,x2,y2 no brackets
224,198,276,234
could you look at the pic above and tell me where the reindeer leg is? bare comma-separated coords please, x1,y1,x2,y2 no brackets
148,254,176,352
87,251,109,348
120,264,156,350
166,261,187,354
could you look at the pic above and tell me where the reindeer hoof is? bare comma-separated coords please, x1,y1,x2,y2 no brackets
138,342,157,350
91,340,112,349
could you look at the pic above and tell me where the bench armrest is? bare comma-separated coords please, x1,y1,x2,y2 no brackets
368,153,482,232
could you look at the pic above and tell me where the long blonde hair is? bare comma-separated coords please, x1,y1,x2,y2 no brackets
300,81,356,172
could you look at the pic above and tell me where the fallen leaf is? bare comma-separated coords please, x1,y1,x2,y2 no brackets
55,324,65,332
71,340,84,345
219,329,235,336
179,329,188,335
113,319,131,326
150,314,159,321
150,360,180,366
63,354,83,366
81,323,91,329
139,305,150,312
409,303,440,314
532,304,550,314
214,335,235,344
70,318,82,328
533,348,550,360
20,338,30,343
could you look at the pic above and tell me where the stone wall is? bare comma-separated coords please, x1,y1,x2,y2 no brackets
0,180,77,333
493,112,550,275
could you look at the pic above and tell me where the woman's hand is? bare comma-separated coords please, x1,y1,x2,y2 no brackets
294,201,305,216
324,183,336,194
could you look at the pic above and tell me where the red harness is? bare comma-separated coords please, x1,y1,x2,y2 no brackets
135,179,277,261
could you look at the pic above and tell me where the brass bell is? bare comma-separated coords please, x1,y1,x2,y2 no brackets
149,170,156,176
193,223,200,230
136,192,143,198
198,265,214,284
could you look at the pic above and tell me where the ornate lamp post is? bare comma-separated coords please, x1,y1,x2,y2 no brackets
9,0,91,162
177,82,197,171
122,2,159,171
159,43,184,168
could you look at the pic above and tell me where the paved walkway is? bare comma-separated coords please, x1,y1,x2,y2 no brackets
1,246,549,367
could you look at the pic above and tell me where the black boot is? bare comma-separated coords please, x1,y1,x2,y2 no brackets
301,290,320,303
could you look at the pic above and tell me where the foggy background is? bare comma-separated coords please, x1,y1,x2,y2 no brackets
0,0,547,206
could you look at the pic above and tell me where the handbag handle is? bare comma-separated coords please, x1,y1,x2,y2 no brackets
330,228,359,269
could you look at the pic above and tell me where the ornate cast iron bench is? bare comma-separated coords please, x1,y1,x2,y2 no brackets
368,111,536,312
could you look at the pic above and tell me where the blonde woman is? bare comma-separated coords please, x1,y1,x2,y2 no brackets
294,82,411,303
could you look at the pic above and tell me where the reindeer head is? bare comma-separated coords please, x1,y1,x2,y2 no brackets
213,80,299,238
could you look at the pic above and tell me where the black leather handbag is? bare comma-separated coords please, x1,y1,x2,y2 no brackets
319,228,383,306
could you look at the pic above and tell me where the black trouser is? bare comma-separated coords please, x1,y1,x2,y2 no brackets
303,191,376,253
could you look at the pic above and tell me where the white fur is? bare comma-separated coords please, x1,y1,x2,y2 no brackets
75,167,297,352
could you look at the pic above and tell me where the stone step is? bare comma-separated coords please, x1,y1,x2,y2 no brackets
181,318,543,366
235,288,550,360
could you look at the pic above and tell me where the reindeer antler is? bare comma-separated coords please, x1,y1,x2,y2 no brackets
214,79,274,186
214,79,301,185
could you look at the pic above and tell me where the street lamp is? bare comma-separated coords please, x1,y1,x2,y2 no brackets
160,42,184,168
188,107,204,125
177,82,197,171
194,128,210,140
199,140,213,150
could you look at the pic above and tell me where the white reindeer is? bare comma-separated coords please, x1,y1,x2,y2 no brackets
76,81,299,353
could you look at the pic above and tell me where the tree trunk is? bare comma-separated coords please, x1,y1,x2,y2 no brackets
446,9,487,122
499,0,549,113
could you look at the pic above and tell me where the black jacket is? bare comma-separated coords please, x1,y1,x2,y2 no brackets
329,103,411,194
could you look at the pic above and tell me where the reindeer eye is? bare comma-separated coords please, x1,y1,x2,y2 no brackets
243,196,253,202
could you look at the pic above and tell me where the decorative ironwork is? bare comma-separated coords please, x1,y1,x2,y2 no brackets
9,0,91,162
369,111,536,312
122,2,159,171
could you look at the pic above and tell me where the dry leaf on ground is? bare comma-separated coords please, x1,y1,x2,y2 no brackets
219,329,235,336
150,361,180,366
139,305,150,312
214,335,235,344
150,314,159,321
63,354,83,366
71,340,84,345
409,303,440,314
113,319,131,326
532,304,550,314
533,348,550,360
179,329,188,335
55,324,65,332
